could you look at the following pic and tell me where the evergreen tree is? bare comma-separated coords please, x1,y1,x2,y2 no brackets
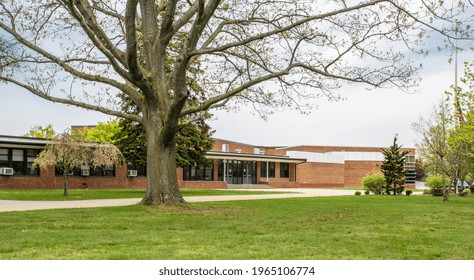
381,136,409,195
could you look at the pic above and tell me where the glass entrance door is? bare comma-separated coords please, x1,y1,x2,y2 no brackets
243,161,256,184
218,160,256,184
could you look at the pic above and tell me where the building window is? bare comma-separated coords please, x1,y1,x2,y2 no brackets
260,162,275,178
280,162,289,178
27,149,40,175
127,163,147,176
56,165,115,177
0,148,9,166
405,155,416,184
11,149,24,175
90,165,115,177
183,164,214,181
0,148,41,176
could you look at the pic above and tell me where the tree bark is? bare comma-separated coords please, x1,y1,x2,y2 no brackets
140,113,186,206
63,172,69,197
441,156,449,202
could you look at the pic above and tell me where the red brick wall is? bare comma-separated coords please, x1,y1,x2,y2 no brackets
0,164,147,190
0,165,224,190
344,161,382,187
296,162,345,187
212,139,277,155
0,138,416,190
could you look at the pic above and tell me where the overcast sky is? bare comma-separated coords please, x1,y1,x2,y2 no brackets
208,49,464,148
1,23,472,149
1,46,469,149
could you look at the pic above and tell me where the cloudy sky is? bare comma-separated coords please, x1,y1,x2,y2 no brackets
1,9,472,150
208,49,464,148
1,45,469,149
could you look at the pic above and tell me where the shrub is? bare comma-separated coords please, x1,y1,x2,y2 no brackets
364,190,370,195
423,189,433,195
362,174,385,195
406,190,413,196
460,189,470,197
425,175,449,197
355,191,362,196
396,186,405,195
470,185,474,194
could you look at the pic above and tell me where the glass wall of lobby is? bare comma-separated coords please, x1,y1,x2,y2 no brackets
217,160,257,184
216,160,297,184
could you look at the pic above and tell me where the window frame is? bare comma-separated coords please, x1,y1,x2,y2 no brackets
0,147,41,176
280,162,290,178
260,162,275,178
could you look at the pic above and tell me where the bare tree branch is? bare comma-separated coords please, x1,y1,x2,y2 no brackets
0,75,142,122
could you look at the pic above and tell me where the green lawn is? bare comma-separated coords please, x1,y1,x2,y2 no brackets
0,188,285,200
1,195,473,259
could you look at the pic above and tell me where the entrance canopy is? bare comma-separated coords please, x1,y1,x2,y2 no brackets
206,151,307,164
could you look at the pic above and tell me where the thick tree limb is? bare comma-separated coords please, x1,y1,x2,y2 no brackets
0,75,142,123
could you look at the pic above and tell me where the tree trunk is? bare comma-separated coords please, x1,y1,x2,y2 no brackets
140,118,186,206
63,172,69,197
440,156,449,202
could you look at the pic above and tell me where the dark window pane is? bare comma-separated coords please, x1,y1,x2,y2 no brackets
27,149,40,175
280,163,289,178
183,164,214,181
0,148,9,167
261,162,275,178
12,149,24,175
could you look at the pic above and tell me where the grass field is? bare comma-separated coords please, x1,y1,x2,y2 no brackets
1,194,473,260
0,188,285,200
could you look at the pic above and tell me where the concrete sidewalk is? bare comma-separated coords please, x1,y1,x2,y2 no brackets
0,188,358,213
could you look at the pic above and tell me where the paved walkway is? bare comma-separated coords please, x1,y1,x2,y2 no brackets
0,188,360,213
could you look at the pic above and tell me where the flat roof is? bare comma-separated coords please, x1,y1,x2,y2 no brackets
0,135,48,146
206,151,306,163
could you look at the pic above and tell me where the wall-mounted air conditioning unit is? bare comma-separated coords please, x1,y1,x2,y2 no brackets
0,167,14,176
81,169,90,176
127,170,138,177
81,165,90,176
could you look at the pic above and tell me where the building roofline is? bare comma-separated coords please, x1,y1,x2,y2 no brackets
212,138,285,149
0,135,48,145
206,151,306,163
276,144,416,151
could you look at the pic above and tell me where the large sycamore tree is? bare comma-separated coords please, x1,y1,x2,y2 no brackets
0,0,472,205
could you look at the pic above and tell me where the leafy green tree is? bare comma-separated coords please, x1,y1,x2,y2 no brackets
1,1,470,206
445,62,474,192
381,136,409,195
412,100,453,201
74,120,122,143
23,124,56,139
